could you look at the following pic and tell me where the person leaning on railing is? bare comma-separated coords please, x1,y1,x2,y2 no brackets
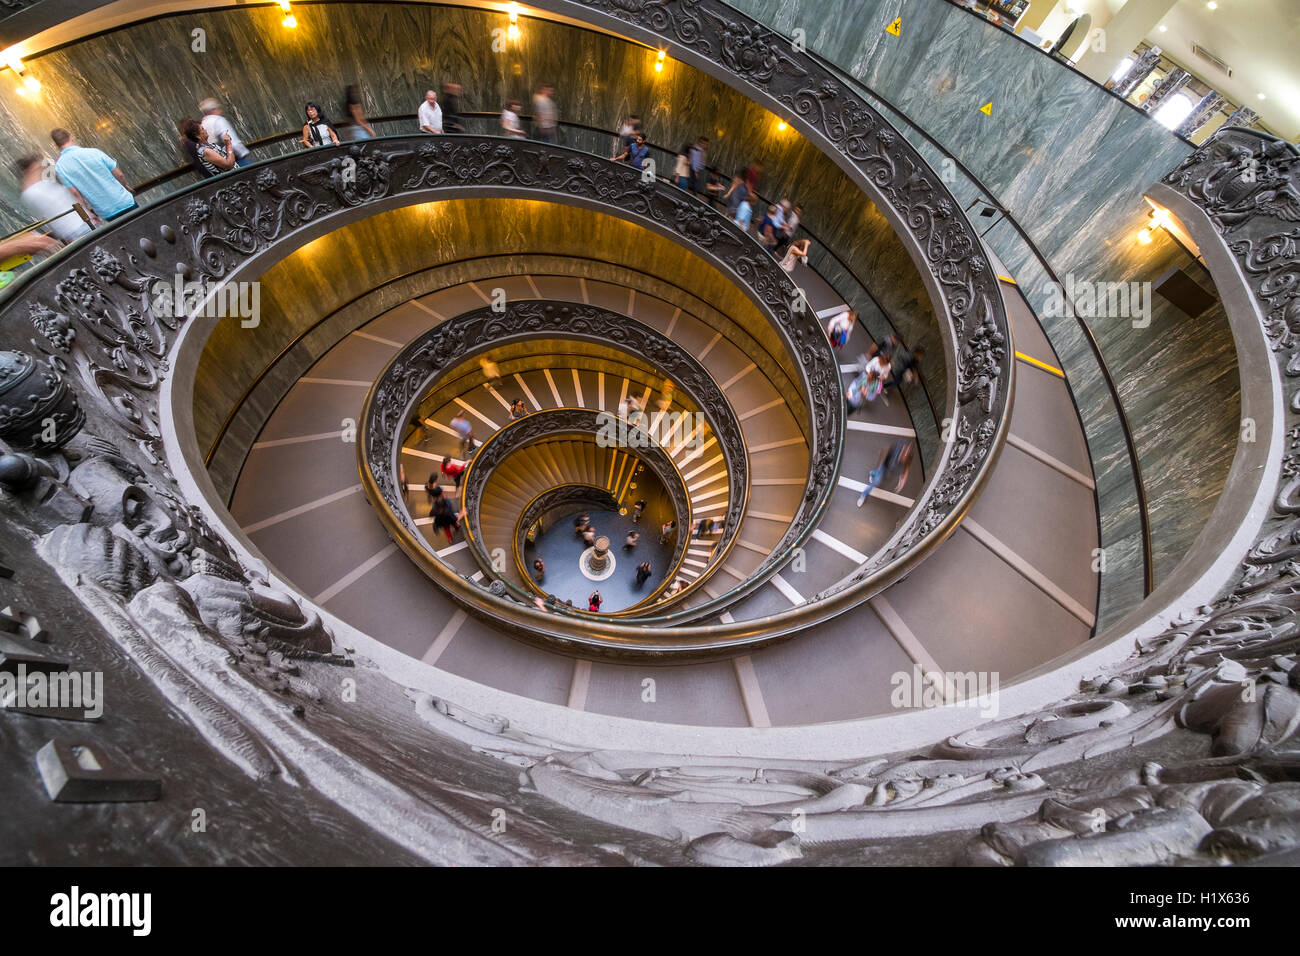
179,118,237,179
301,103,339,148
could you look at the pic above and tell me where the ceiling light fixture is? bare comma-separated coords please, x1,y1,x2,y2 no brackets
1206,1,1217,9
1158,25,1167,32
1257,92,1266,100
3,53,39,93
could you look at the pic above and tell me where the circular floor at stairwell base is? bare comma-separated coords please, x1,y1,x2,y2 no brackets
529,509,675,612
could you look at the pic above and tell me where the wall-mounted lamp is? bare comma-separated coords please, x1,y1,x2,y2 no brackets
278,0,297,28
4,54,40,94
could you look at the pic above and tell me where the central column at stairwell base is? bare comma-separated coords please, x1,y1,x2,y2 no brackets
588,536,611,572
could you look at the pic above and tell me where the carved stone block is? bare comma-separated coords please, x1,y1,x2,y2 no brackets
0,633,66,675
35,739,161,803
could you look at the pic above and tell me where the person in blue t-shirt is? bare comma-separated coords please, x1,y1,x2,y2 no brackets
50,128,136,221
612,132,651,171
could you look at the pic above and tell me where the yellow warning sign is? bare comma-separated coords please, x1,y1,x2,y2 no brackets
886,17,901,36
979,101,993,116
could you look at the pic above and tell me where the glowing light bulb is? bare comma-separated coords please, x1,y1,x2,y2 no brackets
282,13,297,28
1149,207,1171,229
22,74,40,93
277,0,291,10
507,23,519,41
777,120,787,131
653,60,663,72
1206,1,1217,9
657,49,666,61
1136,228,1153,244
509,3,520,23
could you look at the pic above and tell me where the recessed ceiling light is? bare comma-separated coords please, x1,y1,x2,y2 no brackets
1206,1,1217,9
1257,92,1266,100
1158,24,1167,32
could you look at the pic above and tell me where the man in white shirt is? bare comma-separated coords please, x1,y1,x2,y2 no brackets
418,90,443,134
15,155,92,242
199,99,253,167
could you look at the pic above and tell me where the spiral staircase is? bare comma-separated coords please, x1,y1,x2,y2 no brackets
1,0,1294,870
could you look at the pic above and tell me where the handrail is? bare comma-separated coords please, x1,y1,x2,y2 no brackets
0,202,93,244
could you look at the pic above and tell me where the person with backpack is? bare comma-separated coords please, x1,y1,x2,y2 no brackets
826,310,855,349
441,456,467,489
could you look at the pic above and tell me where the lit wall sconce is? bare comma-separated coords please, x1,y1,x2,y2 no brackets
278,0,297,29
4,54,40,94
654,49,666,72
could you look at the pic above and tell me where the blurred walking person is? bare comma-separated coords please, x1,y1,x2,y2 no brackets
532,84,557,142
857,439,913,506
